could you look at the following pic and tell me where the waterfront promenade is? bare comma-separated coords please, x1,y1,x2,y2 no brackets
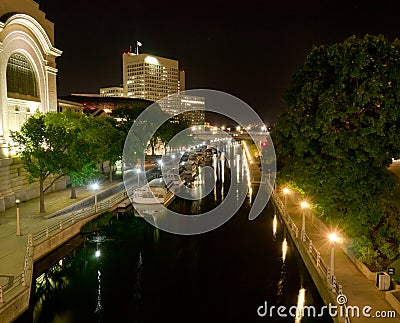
0,177,124,321
278,189,400,322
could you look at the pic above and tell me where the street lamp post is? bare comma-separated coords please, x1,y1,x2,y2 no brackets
136,168,141,187
91,183,99,212
283,188,290,217
329,232,339,291
300,201,309,241
16,199,21,236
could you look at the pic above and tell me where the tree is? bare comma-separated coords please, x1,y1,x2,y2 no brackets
44,111,105,199
157,115,190,154
273,34,400,266
11,111,110,211
97,116,125,182
11,113,73,212
111,105,148,134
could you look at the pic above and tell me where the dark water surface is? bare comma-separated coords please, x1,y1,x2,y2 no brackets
17,142,332,323
17,181,333,323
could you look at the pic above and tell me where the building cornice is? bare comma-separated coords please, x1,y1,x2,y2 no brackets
45,65,58,75
3,14,62,57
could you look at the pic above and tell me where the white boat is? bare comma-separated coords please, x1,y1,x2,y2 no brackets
132,176,180,206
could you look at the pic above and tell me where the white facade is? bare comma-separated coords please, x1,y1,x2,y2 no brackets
123,53,183,102
178,95,205,126
122,52,204,125
0,0,62,157
100,86,124,97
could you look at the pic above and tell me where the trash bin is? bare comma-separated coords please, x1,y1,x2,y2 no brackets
376,272,391,291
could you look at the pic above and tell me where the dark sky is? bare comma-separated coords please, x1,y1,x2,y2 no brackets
34,0,400,124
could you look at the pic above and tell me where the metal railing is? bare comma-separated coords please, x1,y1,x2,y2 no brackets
0,234,33,303
32,189,129,246
1,183,130,304
272,192,346,301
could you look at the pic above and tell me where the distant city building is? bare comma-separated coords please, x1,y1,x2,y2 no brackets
100,86,124,97
0,0,62,156
122,53,184,101
122,52,204,125
174,94,205,126
58,94,153,117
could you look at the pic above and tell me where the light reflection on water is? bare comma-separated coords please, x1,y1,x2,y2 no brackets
19,143,332,323
295,287,306,323
282,238,288,263
273,214,278,238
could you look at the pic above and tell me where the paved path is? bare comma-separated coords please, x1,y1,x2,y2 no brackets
279,189,400,322
0,177,123,289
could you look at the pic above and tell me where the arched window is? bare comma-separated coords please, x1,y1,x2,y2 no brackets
6,53,38,98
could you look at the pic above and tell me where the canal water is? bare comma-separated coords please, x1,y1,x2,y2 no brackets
17,187,332,323
17,143,333,322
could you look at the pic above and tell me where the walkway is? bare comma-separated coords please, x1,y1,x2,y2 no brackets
275,188,400,322
0,176,123,300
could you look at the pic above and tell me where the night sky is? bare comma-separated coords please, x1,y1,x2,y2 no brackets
34,0,400,124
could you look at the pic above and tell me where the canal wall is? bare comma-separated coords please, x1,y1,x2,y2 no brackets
241,141,345,322
271,195,345,323
0,182,130,322
0,212,103,322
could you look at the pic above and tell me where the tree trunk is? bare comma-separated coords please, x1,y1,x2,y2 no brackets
109,163,113,183
40,179,45,213
70,185,77,199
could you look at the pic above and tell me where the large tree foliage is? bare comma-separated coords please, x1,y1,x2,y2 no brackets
44,112,108,199
11,112,112,212
11,113,75,212
273,34,400,268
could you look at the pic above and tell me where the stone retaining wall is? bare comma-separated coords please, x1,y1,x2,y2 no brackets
0,157,67,212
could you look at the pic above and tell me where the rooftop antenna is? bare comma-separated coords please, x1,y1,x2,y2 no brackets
129,45,132,53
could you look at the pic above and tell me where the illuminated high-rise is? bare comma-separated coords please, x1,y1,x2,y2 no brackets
123,53,185,102
122,52,204,125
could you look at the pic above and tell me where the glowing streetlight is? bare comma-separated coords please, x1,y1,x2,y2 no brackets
15,199,21,236
329,232,339,290
300,201,309,241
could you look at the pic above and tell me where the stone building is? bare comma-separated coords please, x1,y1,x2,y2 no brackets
0,0,63,211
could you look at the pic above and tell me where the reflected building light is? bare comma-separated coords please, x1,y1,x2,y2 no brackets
282,238,287,263
236,155,240,183
221,153,225,184
273,214,277,238
213,155,218,182
95,270,103,314
295,288,306,323
249,186,253,204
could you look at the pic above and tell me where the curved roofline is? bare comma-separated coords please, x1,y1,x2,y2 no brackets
3,13,62,57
